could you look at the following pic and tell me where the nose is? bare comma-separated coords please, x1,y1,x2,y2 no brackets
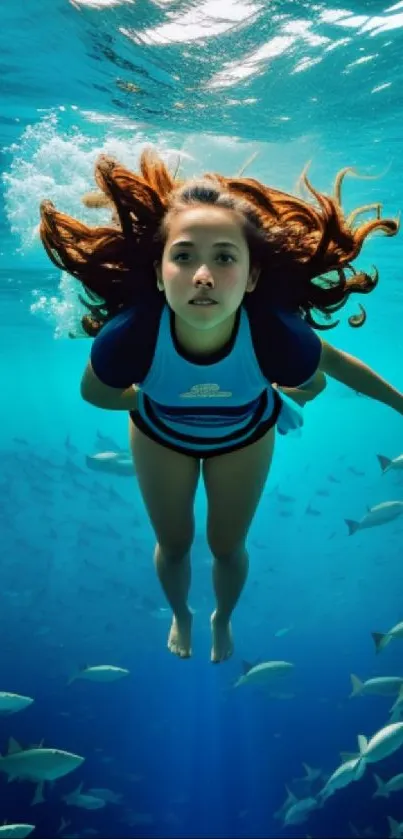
192,265,214,288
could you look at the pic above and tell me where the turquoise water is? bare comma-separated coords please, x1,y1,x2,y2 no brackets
1,2,403,837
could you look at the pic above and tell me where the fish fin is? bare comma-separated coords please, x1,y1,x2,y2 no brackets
392,685,403,709
349,674,363,697
7,737,23,755
31,780,45,806
70,781,84,796
285,785,298,803
29,739,45,749
241,660,253,675
357,734,368,755
340,750,357,763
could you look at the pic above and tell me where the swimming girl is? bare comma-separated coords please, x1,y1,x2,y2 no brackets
39,149,402,662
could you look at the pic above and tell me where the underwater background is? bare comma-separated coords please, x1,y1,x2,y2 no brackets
1,1,403,837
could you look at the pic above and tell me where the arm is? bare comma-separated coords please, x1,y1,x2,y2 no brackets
274,369,327,406
318,339,403,415
80,362,139,411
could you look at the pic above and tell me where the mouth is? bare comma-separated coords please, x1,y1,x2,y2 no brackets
189,297,218,306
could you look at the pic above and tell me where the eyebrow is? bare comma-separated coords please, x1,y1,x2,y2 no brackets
171,240,240,251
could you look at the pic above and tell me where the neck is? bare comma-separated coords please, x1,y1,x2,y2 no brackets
173,311,237,357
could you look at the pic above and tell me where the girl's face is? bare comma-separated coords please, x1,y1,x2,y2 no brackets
154,206,259,349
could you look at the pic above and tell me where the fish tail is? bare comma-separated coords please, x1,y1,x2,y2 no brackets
388,817,401,838
371,631,388,653
373,774,387,798
345,519,360,536
350,673,364,697
377,454,391,473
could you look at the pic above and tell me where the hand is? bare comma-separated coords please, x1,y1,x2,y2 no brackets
273,384,311,407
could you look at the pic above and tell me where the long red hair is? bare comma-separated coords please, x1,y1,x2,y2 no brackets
39,147,399,336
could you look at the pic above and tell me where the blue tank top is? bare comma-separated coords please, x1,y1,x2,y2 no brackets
134,303,285,454
90,297,321,457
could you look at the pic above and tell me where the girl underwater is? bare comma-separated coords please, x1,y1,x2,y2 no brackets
39,148,402,663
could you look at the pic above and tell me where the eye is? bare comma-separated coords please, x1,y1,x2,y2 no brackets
217,253,235,264
173,252,235,263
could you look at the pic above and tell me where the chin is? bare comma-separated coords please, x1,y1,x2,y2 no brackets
186,314,221,330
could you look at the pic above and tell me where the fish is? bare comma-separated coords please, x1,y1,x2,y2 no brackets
391,685,403,712
377,453,403,474
95,431,123,450
274,787,296,821
0,826,35,838
234,660,294,688
57,816,71,835
373,771,403,797
63,782,106,810
68,664,130,684
0,737,84,782
283,794,319,826
300,763,322,784
0,692,34,715
371,621,403,653
348,823,377,839
319,757,365,801
356,722,403,764
274,624,294,638
387,816,403,839
345,501,403,535
289,763,323,798
85,452,134,476
350,673,403,697
389,702,403,723
87,787,123,803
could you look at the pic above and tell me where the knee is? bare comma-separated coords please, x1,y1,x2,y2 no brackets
156,538,193,561
207,536,247,563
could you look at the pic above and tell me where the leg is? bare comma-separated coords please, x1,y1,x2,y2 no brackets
202,427,275,662
129,421,201,657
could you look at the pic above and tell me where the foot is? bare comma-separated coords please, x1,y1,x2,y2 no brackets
168,610,192,658
210,610,234,663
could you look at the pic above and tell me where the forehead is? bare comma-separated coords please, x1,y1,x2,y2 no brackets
166,207,245,244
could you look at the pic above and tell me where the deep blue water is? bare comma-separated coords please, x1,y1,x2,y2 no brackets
1,2,403,838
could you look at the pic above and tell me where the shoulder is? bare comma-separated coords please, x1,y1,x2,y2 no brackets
244,301,322,387
90,297,164,388
96,297,163,339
